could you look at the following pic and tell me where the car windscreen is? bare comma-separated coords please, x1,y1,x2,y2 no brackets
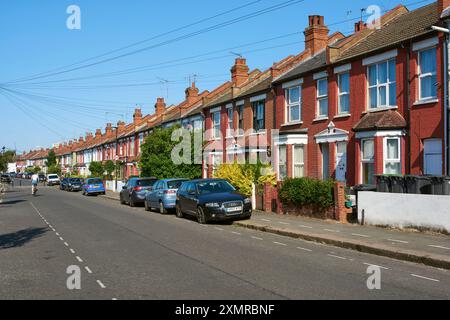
69,178,82,183
48,175,58,179
88,179,103,184
167,180,188,189
136,179,157,187
197,180,235,195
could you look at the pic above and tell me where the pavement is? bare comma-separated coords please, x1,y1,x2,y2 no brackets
102,190,450,270
1,179,450,299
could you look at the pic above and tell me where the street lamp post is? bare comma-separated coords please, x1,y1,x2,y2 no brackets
112,126,119,192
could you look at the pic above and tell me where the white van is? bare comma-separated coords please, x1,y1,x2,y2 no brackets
47,174,60,186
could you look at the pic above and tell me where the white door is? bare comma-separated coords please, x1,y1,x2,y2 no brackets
424,139,442,175
335,142,347,182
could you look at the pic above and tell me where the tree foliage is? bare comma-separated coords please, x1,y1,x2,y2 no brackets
89,161,105,178
104,160,116,179
0,150,15,172
139,126,202,180
279,178,334,209
46,150,57,167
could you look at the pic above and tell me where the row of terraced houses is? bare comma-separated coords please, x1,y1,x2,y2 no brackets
16,1,450,188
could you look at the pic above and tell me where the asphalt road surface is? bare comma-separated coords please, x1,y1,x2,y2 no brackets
1,180,449,300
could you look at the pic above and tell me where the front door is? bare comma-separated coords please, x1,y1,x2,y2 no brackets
335,142,347,183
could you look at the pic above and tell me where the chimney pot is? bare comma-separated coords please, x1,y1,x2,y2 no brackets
354,21,367,32
155,98,166,117
231,58,249,86
133,108,143,124
185,82,200,104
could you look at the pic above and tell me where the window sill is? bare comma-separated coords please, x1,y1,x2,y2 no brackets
281,121,303,127
248,131,267,136
363,106,398,114
313,117,328,123
413,98,439,106
334,113,351,119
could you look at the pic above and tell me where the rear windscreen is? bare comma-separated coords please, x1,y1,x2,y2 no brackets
137,180,157,187
167,180,188,189
89,179,103,184
48,175,58,179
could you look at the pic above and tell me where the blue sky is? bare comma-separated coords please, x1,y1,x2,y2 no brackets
0,0,435,152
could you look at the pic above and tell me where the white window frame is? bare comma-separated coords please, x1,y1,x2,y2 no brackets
361,138,375,184
337,72,350,114
292,145,305,178
278,145,287,181
252,100,265,132
285,86,302,124
367,59,396,110
226,106,234,137
237,104,244,133
418,47,437,101
316,78,328,118
383,137,401,175
212,111,221,139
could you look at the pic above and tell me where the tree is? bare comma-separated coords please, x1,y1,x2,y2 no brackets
32,166,41,174
140,126,202,180
0,150,16,172
104,160,116,180
48,165,61,175
89,161,104,178
46,150,57,167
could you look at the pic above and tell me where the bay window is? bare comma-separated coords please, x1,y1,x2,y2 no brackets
418,47,437,100
317,78,328,117
361,139,375,184
293,145,304,178
368,59,396,109
384,137,401,175
286,86,301,123
338,72,350,114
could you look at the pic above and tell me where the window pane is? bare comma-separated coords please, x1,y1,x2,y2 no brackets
363,163,375,185
289,87,300,104
421,75,437,99
294,145,304,164
339,73,350,93
378,62,387,84
389,83,396,106
294,165,304,178
369,87,377,108
379,86,387,106
290,105,300,122
389,59,396,82
339,94,350,113
386,139,399,159
368,65,377,86
385,162,401,175
362,140,374,160
319,98,328,116
318,79,328,96
420,48,436,74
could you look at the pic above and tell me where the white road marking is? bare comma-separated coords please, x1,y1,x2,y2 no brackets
70,249,75,254
49,225,52,228
85,266,93,274
299,225,313,229
411,274,440,282
56,233,60,236
351,233,371,238
428,245,450,251
214,227,224,231
112,298,118,301
64,242,69,247
76,256,83,263
231,231,241,235
273,241,287,246
387,239,409,244
96,280,106,289
363,263,390,270
278,222,290,225
59,237,64,241
297,247,313,252
327,254,347,260
324,229,340,233
252,236,264,241
261,219,271,222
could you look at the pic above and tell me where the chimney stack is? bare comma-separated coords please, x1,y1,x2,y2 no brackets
117,120,126,132
304,15,329,55
439,0,450,15
95,129,102,138
105,123,113,136
85,132,93,142
354,21,367,33
231,58,249,86
155,98,166,117
78,136,84,143
185,82,200,104
133,108,143,124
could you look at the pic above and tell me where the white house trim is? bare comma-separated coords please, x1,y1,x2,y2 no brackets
314,122,349,144
355,130,404,139
362,49,398,66
334,63,352,74
274,134,308,146
313,70,328,80
210,106,222,114
226,103,233,109
282,78,303,89
236,100,245,106
250,94,267,103
412,37,439,51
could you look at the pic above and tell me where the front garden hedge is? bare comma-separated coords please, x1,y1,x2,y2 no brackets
279,178,334,210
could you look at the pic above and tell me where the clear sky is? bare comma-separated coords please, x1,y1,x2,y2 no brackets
0,0,435,153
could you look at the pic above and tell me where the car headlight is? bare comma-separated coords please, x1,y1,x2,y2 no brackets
244,198,252,204
205,203,220,208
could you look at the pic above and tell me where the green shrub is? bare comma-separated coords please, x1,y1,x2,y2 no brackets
279,178,334,210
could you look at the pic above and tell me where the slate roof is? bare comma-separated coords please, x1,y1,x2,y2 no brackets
352,110,407,132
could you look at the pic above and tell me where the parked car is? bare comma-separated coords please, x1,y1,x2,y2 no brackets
47,174,60,186
82,178,106,196
145,178,189,214
24,172,32,179
38,174,46,182
176,179,252,224
1,174,11,184
66,178,83,192
60,178,69,190
120,177,158,207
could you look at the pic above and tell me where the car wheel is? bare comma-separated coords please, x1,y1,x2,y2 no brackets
197,206,207,224
159,201,167,215
144,200,150,212
120,195,126,205
176,204,184,218
129,197,135,207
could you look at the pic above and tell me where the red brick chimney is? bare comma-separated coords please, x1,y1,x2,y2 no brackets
155,98,166,117
133,108,143,125
95,129,102,138
231,58,249,86
117,120,126,133
85,132,93,142
105,123,113,137
78,136,84,143
304,15,329,55
185,82,200,104
354,21,367,33
439,0,450,15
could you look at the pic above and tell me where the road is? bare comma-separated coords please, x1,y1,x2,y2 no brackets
1,180,449,300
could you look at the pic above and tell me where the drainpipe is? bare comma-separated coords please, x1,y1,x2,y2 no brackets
406,42,411,175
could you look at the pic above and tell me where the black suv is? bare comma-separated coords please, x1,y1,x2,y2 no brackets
66,178,83,192
176,179,252,224
1,174,11,184
120,177,158,207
